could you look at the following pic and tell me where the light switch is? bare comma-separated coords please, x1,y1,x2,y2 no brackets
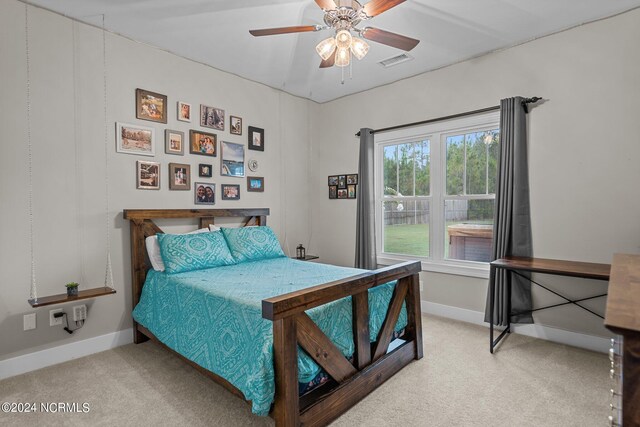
23,313,36,331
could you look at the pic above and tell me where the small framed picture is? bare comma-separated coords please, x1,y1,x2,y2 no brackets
347,184,357,199
248,126,264,151
136,89,167,123
116,122,155,156
221,141,245,177
329,186,337,199
200,105,225,130
168,163,190,191
199,163,212,178
328,176,338,186
177,101,191,122
337,188,348,199
194,182,215,205
189,130,217,157
247,176,264,192
230,116,242,135
338,175,347,189
136,160,160,190
165,129,184,155
221,184,240,201
347,174,358,185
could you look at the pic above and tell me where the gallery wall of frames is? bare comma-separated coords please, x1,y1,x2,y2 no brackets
116,88,265,205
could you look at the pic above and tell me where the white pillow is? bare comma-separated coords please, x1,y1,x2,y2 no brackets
208,224,221,232
145,228,212,271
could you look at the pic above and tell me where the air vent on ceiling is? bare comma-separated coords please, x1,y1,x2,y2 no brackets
378,53,413,68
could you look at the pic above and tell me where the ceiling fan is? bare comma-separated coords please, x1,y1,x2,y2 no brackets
249,0,419,69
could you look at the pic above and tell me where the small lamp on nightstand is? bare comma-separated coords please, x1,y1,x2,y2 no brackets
296,244,306,260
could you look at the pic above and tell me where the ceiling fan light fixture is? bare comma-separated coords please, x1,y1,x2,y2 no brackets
335,30,353,49
350,36,369,60
335,46,351,67
316,37,337,60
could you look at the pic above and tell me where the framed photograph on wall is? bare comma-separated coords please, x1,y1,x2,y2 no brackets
116,122,155,156
248,126,264,151
338,175,347,189
329,185,337,199
136,89,167,123
200,105,225,130
328,176,338,186
168,163,190,191
136,160,160,190
189,130,217,156
194,182,215,205
221,184,240,201
337,188,348,199
247,176,264,192
347,184,357,199
230,116,242,135
199,163,212,178
221,141,245,177
346,174,358,185
165,129,184,155
177,101,191,122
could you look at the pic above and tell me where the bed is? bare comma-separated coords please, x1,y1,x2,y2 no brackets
124,208,423,426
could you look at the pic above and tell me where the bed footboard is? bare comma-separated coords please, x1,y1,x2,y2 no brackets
262,261,423,427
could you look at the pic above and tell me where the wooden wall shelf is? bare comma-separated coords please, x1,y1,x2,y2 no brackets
28,286,116,308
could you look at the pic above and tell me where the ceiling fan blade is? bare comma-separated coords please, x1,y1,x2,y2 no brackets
363,0,405,17
319,51,336,68
361,27,419,51
315,0,337,11
249,25,320,37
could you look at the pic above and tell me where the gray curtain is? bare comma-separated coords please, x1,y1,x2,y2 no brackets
484,97,533,326
355,128,376,269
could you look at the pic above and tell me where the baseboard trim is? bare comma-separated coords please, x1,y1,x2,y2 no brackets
0,328,133,380
421,301,610,353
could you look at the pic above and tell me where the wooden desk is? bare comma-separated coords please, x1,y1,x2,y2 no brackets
605,253,640,426
489,256,611,353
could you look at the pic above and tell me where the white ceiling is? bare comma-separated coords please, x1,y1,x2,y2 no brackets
27,0,640,103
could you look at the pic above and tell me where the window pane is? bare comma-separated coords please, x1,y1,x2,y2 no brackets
487,130,499,194
415,140,430,196
398,143,414,196
446,135,464,195
465,132,488,195
445,199,494,262
383,145,398,196
383,199,430,257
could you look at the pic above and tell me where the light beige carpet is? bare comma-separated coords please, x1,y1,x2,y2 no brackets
0,315,609,426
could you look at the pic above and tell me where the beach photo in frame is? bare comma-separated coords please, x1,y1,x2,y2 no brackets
165,129,184,155
189,130,217,157
177,101,191,122
220,141,245,177
200,104,225,130
247,176,264,192
136,88,167,123
168,163,190,191
136,160,160,190
248,126,264,151
230,116,242,135
194,182,215,205
221,184,240,201
116,122,155,156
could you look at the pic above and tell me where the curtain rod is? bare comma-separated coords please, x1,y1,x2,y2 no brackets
355,97,542,137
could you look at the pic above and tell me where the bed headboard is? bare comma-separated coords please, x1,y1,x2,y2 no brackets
123,208,269,316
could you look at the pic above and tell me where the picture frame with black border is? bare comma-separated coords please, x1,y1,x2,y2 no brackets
346,174,358,185
338,175,347,189
328,175,338,186
347,184,357,199
247,176,264,192
136,160,160,190
337,188,348,199
248,126,264,151
199,163,212,178
194,182,215,205
165,129,185,155
221,184,240,200
136,88,167,124
168,163,190,191
329,185,337,199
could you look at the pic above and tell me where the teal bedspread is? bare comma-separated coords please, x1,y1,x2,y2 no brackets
132,257,406,416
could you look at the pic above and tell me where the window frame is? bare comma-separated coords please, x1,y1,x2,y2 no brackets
374,111,500,278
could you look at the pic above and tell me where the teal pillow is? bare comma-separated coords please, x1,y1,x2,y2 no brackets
221,226,286,263
157,231,236,274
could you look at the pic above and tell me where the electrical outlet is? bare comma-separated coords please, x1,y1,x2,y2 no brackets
23,313,36,331
73,304,87,322
50,309,63,326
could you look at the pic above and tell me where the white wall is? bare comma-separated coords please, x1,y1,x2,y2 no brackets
0,1,312,360
311,9,640,337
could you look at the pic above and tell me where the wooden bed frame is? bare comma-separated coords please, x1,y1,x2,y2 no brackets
123,208,423,427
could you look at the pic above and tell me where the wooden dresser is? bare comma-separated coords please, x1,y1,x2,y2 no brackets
605,253,640,426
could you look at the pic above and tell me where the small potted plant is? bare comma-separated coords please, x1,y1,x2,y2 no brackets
66,282,79,297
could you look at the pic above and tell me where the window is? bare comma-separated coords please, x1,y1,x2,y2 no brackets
375,112,500,277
